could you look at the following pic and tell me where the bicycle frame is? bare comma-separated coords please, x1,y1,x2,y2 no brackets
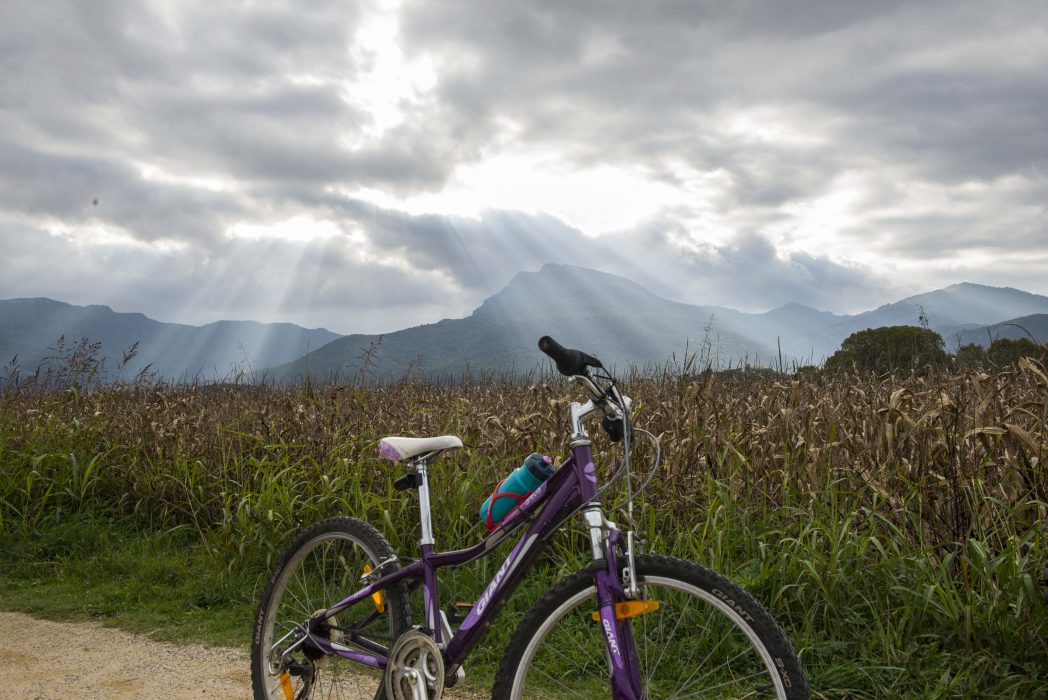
296,439,647,699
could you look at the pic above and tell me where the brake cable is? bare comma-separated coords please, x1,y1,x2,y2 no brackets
586,369,663,526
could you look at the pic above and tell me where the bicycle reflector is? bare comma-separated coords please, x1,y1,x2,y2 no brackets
278,670,294,700
362,565,386,613
591,600,660,621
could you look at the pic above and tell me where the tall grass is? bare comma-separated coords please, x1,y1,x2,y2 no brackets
1,360,1047,696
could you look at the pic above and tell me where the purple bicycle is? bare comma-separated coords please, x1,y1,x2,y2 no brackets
251,337,809,699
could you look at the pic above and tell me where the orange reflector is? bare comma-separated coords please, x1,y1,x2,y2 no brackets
591,600,660,621
362,565,386,613
278,670,294,700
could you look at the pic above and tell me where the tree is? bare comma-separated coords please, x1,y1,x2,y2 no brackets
824,326,950,375
986,338,1047,367
955,343,986,370
793,365,821,380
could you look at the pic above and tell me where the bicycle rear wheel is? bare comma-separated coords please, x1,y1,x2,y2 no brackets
251,516,411,700
493,554,808,699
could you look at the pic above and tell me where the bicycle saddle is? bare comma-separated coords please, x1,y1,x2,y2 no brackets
379,435,463,462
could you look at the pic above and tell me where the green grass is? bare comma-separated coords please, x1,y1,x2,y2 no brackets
0,514,256,648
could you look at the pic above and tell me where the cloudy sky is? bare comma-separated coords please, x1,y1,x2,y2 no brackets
2,0,1046,334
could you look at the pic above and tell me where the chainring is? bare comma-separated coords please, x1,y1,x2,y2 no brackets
385,629,445,700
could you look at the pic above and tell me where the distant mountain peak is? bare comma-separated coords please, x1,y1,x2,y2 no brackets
768,302,823,314
476,264,668,318
538,262,590,274
936,281,1039,297
532,263,642,285
8,296,112,312
943,281,1016,290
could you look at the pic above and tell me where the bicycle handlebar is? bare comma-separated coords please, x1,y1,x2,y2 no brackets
537,336,602,376
539,336,632,442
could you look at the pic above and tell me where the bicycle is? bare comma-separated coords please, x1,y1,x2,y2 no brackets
251,336,810,699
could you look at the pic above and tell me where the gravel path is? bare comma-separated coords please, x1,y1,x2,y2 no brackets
0,610,487,699
0,610,251,698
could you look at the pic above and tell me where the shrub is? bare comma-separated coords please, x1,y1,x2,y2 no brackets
825,326,949,375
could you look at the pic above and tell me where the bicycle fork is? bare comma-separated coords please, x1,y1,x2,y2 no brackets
583,507,648,700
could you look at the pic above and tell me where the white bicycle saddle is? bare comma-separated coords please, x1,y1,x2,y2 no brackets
378,435,463,462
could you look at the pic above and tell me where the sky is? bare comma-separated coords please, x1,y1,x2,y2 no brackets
1,0,1046,334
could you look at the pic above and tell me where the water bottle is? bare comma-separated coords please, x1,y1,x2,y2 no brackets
480,453,554,530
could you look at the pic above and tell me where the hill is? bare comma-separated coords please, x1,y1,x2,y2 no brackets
790,283,1048,359
8,274,1048,384
271,271,1048,381
268,264,778,381
0,298,341,382
953,314,1048,348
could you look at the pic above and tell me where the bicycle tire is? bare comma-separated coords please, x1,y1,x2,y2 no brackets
493,554,809,699
251,516,411,700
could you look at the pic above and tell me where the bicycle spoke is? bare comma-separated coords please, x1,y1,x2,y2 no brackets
282,585,312,621
688,644,763,689
646,591,694,685
551,614,609,677
297,563,316,614
674,669,770,699
529,664,592,699
253,520,406,700
508,565,796,700
666,608,744,697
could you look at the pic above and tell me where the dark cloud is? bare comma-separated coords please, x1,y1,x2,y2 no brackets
0,215,464,334
401,0,1048,196
323,202,891,314
834,170,1048,258
1,0,1046,331
612,223,890,313
0,138,246,242
0,0,459,202
329,201,603,292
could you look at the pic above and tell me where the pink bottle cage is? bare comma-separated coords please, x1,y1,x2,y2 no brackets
484,477,527,532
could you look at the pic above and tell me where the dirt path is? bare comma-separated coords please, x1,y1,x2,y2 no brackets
0,610,251,698
0,611,487,699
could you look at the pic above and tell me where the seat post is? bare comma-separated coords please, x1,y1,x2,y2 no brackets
412,457,436,547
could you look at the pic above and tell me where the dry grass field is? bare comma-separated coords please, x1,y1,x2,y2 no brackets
2,360,1047,696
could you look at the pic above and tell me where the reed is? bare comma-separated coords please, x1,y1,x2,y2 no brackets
2,360,1047,696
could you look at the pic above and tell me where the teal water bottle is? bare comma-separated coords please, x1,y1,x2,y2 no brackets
480,453,554,530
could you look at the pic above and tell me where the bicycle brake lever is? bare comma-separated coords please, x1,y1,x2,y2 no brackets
601,415,626,442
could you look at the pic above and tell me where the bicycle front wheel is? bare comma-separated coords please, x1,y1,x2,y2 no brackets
251,516,411,700
494,554,808,699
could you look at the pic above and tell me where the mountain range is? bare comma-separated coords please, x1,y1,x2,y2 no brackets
3,265,1048,383
268,265,1048,381
270,265,781,381
0,297,339,382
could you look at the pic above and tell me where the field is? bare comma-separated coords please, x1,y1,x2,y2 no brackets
2,361,1047,697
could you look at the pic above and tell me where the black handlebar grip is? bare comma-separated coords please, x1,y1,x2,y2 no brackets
538,336,581,375
538,336,600,376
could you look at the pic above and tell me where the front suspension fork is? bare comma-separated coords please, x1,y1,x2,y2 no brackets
586,513,647,700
